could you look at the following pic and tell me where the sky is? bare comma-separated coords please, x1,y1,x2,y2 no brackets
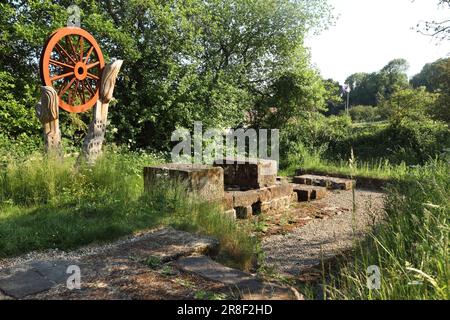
305,0,450,83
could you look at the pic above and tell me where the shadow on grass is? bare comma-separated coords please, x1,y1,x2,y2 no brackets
0,197,166,258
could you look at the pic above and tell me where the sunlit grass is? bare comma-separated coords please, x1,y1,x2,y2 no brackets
321,160,449,300
0,151,256,270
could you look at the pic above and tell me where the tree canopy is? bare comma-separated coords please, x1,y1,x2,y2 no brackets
0,0,334,150
345,59,410,107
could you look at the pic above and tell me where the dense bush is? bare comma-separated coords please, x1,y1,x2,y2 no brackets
348,105,382,123
0,71,40,139
281,113,449,168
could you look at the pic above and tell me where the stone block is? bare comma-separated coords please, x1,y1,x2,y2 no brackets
258,188,272,203
235,206,253,219
276,176,289,184
214,158,277,189
261,202,271,214
293,175,355,191
293,184,328,202
144,164,224,202
174,256,296,300
233,190,260,207
313,186,328,199
223,192,234,210
223,209,237,220
0,270,54,299
268,184,293,199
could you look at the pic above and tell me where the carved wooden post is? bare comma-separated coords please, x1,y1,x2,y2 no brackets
81,60,123,164
35,86,62,155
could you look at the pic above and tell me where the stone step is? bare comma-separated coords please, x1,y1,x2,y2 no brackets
292,184,327,202
223,184,295,219
293,175,355,191
174,256,297,300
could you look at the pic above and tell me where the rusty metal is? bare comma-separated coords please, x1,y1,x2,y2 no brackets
40,27,105,113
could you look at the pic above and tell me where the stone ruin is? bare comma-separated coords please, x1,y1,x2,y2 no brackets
143,160,355,220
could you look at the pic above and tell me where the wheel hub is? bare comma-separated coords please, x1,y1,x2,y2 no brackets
74,62,87,81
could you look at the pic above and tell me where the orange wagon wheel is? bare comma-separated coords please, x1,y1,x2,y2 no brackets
40,27,105,113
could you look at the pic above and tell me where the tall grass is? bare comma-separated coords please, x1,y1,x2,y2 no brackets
0,152,256,270
323,160,449,300
282,142,415,179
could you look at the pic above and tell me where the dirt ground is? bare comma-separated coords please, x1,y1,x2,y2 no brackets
261,188,385,276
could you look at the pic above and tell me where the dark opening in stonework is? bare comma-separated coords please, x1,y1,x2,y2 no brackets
252,201,262,215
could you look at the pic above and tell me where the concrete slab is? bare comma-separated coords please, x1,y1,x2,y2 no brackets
109,228,219,262
174,256,294,300
0,269,54,299
294,175,355,190
29,260,77,284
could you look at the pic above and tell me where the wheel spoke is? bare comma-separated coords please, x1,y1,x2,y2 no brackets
49,59,74,70
85,79,96,96
87,73,100,81
65,36,77,58
84,46,94,63
86,61,100,70
78,36,84,61
68,87,73,105
55,43,76,65
73,80,80,103
59,77,76,96
79,81,86,103
51,71,74,82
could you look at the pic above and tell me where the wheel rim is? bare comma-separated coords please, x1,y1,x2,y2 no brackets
40,27,105,113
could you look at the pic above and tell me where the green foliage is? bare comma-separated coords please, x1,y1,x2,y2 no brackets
254,50,328,128
281,111,449,166
411,57,450,92
380,87,440,124
324,160,450,300
346,59,410,107
322,78,345,116
0,0,334,151
348,105,381,123
0,71,41,139
412,57,450,123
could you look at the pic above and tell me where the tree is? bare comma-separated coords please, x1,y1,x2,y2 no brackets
345,72,379,106
0,0,334,150
412,57,450,123
253,49,327,129
411,57,450,92
380,87,439,125
345,59,410,107
348,105,381,123
417,0,450,40
322,78,344,116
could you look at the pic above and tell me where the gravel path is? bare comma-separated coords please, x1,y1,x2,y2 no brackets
0,228,173,270
262,189,385,276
